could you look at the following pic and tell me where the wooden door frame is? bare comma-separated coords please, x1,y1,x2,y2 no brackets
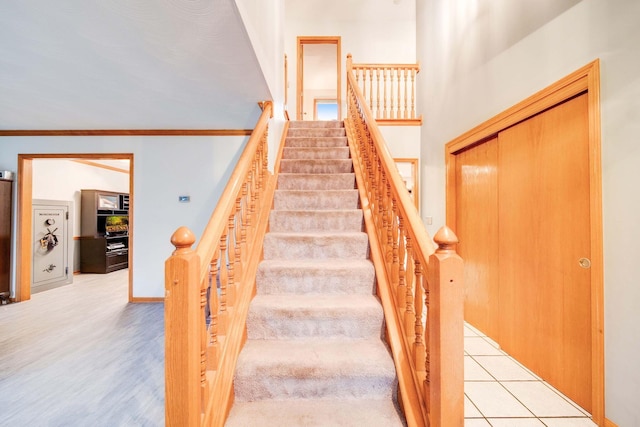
296,36,342,121
445,60,604,425
16,153,134,302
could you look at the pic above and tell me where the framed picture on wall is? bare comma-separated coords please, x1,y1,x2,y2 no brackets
394,158,419,210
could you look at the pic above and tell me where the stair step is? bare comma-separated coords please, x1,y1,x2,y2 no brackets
277,173,355,190
288,120,344,129
280,159,352,174
233,339,397,401
282,146,350,160
273,189,359,210
287,128,346,138
285,137,347,148
246,294,384,340
269,209,363,232
256,259,375,295
225,399,405,427
263,232,369,260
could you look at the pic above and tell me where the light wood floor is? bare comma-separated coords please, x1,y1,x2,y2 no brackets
0,270,164,426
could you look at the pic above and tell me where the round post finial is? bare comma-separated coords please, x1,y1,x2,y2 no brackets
170,226,196,254
433,225,459,254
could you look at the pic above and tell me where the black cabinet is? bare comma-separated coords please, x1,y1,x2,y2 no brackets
80,190,129,274
0,177,13,301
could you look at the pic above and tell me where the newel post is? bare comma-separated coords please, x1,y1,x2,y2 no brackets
427,226,464,426
165,226,201,427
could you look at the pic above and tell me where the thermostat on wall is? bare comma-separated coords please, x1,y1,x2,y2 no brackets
179,195,190,203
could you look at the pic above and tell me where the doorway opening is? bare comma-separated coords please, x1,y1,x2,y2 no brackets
296,36,341,121
16,154,134,302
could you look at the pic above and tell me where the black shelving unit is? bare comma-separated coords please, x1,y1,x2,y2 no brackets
80,189,129,274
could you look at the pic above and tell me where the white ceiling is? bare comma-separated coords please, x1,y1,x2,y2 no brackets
0,0,271,130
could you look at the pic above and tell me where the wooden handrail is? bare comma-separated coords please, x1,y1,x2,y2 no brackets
348,55,422,124
164,101,275,427
346,54,464,426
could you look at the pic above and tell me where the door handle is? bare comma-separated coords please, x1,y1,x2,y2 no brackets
578,258,591,269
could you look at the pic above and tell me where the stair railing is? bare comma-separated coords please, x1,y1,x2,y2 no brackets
348,55,422,125
164,101,275,427
346,55,464,427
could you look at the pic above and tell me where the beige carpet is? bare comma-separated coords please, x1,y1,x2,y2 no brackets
225,120,405,426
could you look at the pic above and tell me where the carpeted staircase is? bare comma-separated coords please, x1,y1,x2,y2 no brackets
225,120,405,426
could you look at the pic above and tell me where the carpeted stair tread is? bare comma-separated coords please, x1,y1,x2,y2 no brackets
280,158,353,174
287,127,346,138
233,339,397,401
263,232,369,260
225,399,405,427
285,137,347,148
273,189,359,210
256,259,375,295
269,209,363,232
282,146,350,160
246,294,384,340
288,120,344,129
277,173,355,190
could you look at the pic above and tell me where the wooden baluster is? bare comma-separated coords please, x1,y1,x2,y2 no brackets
376,67,381,119
199,272,208,415
389,68,395,119
395,68,401,119
426,226,464,426
385,185,394,267
396,218,407,310
368,69,374,113
383,68,389,119
414,260,426,372
234,201,243,284
411,67,417,119
217,229,229,335
391,203,400,291
226,214,236,307
240,181,249,269
404,236,416,334
165,226,201,427
207,258,219,370
403,67,409,119
250,163,258,234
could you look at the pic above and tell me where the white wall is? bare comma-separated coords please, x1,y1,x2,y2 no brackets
233,0,287,171
417,0,640,424
33,159,129,237
0,136,248,299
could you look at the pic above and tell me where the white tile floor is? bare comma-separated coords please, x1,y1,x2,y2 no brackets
464,323,597,427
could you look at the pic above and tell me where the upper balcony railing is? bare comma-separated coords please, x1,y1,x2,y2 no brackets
348,54,422,126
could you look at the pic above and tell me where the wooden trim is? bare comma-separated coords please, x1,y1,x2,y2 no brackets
16,153,134,303
377,118,423,126
130,297,163,303
296,36,342,121
16,157,32,302
605,418,618,427
0,129,252,137
72,159,129,174
445,59,604,426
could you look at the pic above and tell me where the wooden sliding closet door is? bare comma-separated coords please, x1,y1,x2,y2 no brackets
498,93,591,412
455,138,499,339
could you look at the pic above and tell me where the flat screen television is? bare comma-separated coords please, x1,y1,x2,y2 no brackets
105,215,128,234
